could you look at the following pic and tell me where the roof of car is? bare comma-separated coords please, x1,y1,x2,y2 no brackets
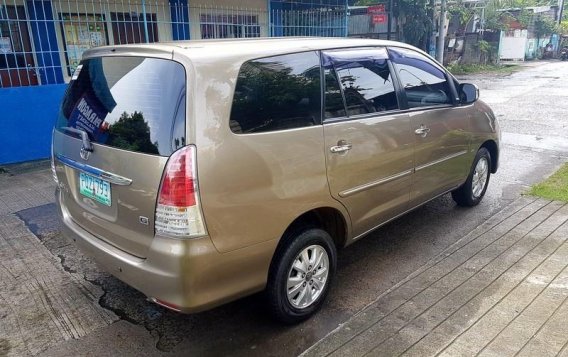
164,36,409,50
84,37,419,63
176,37,417,59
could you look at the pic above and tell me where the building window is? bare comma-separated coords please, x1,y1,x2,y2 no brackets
110,12,159,44
0,5,38,87
60,14,108,76
200,13,260,39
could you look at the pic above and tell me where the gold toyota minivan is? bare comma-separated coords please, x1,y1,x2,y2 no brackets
52,38,499,323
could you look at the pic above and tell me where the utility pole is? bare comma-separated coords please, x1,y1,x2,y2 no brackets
430,0,436,56
436,0,446,63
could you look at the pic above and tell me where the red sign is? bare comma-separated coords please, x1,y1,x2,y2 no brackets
372,14,387,24
367,4,386,14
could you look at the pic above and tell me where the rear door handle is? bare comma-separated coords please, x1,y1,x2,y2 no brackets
330,141,352,154
414,125,431,137
62,126,93,152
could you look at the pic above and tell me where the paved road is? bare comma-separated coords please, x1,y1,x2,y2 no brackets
0,61,567,357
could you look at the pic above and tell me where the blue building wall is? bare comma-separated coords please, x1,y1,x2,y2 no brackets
27,0,65,85
1,0,189,165
1,0,348,165
170,0,191,40
0,84,67,164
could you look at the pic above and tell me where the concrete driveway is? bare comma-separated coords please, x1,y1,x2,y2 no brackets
0,61,567,357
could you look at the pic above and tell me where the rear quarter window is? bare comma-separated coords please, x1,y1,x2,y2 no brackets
56,56,186,156
229,51,322,134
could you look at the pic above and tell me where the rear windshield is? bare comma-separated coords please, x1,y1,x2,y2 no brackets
56,56,186,156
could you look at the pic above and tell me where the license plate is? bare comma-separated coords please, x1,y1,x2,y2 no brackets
79,172,111,206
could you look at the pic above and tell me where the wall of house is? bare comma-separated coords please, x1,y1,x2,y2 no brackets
0,0,348,164
188,2,269,39
0,84,67,164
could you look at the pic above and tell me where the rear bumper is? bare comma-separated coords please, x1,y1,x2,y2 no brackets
56,188,276,313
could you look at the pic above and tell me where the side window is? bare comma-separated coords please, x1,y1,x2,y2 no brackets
230,51,321,134
324,67,346,119
324,48,399,118
389,47,452,108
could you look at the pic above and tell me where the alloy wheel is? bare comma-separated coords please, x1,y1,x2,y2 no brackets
286,245,329,309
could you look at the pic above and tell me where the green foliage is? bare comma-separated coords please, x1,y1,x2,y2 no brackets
448,0,476,29
394,0,433,48
529,163,568,202
355,0,432,49
481,0,555,31
477,40,491,53
355,0,560,47
533,15,558,39
560,21,568,35
446,63,519,75
107,111,159,154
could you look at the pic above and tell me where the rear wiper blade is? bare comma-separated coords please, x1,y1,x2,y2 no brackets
62,126,93,153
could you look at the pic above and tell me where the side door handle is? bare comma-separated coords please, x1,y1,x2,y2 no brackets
414,124,431,138
330,140,352,154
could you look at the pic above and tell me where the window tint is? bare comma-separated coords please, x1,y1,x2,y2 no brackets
230,51,321,134
56,57,186,156
325,48,398,117
324,67,346,119
389,47,452,108
172,94,187,151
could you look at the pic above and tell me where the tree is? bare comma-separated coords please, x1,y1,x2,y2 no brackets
560,20,568,35
448,0,477,34
533,15,557,41
107,111,159,154
355,0,433,49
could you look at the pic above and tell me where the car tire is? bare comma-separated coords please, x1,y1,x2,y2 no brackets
266,228,337,324
452,147,491,207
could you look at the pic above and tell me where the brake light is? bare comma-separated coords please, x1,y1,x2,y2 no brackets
155,145,206,238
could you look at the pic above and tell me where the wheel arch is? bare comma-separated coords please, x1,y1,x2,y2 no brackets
268,207,349,272
265,207,347,323
480,139,499,173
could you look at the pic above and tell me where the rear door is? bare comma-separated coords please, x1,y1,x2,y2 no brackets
388,47,470,207
53,54,186,258
322,48,414,238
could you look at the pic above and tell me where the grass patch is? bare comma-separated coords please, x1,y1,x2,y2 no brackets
528,163,568,202
447,63,520,76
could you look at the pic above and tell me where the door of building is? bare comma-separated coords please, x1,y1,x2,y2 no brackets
0,5,38,87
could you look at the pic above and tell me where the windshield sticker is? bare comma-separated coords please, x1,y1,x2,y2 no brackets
68,93,109,143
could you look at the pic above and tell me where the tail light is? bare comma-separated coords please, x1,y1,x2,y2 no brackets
155,145,206,238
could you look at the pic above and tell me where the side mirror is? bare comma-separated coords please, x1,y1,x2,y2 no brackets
459,83,479,104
